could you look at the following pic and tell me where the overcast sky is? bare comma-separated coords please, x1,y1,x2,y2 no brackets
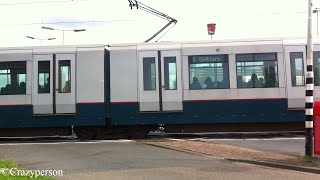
0,0,318,47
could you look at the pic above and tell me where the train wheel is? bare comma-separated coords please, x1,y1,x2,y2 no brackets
74,127,97,140
129,126,152,139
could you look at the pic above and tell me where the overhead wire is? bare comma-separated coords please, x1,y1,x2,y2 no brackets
0,0,131,27
155,23,176,42
0,0,311,43
0,20,135,27
0,0,87,6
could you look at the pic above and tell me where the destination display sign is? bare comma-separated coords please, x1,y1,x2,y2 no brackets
189,55,226,64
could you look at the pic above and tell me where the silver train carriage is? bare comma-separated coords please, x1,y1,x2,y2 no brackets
0,38,316,139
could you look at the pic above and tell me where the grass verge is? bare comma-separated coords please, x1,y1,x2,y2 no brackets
0,158,56,180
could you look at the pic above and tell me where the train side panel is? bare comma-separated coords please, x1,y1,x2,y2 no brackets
181,41,300,124
0,49,33,128
75,46,105,126
283,42,320,121
109,40,304,126
0,45,106,128
109,45,139,125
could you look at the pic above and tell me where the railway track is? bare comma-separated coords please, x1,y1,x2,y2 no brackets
0,130,304,143
0,122,305,141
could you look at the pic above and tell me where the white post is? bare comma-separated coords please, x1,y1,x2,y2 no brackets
317,10,319,37
62,30,65,45
305,0,314,157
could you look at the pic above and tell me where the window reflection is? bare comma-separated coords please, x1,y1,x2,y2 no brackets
58,60,71,93
143,57,156,91
164,57,177,90
0,61,26,95
313,52,320,86
236,53,278,88
38,61,50,93
188,55,229,90
290,52,304,86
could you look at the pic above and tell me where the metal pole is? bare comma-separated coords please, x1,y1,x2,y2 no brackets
317,10,319,37
62,30,65,45
305,0,314,157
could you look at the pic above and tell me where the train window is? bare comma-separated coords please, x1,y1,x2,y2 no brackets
0,61,26,95
236,53,278,88
164,57,177,90
143,57,156,91
38,61,50,93
188,55,229,90
314,52,320,86
290,52,305,86
58,60,71,93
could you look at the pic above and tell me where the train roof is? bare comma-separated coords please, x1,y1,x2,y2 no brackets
109,36,320,48
0,44,106,51
1,37,320,51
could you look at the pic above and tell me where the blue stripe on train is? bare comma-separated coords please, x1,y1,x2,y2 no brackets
110,99,305,125
0,103,105,128
76,103,105,126
0,100,305,128
0,105,74,128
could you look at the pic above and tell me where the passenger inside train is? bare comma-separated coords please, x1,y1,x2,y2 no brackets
237,76,246,88
0,83,26,95
204,77,215,89
247,73,263,88
190,77,202,89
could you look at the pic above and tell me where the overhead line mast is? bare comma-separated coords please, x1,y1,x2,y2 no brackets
128,0,177,42
305,0,314,157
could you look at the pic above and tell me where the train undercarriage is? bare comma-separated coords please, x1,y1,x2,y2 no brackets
0,122,304,141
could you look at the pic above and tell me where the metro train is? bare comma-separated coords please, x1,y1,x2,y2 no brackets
0,37,317,139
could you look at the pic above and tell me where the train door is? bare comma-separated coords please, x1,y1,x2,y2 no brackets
138,50,183,112
33,55,54,114
33,54,76,115
284,45,306,109
160,50,183,111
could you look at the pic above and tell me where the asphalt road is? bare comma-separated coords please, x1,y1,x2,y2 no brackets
0,139,318,180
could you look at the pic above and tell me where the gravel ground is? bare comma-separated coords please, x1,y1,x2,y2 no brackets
144,139,320,167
